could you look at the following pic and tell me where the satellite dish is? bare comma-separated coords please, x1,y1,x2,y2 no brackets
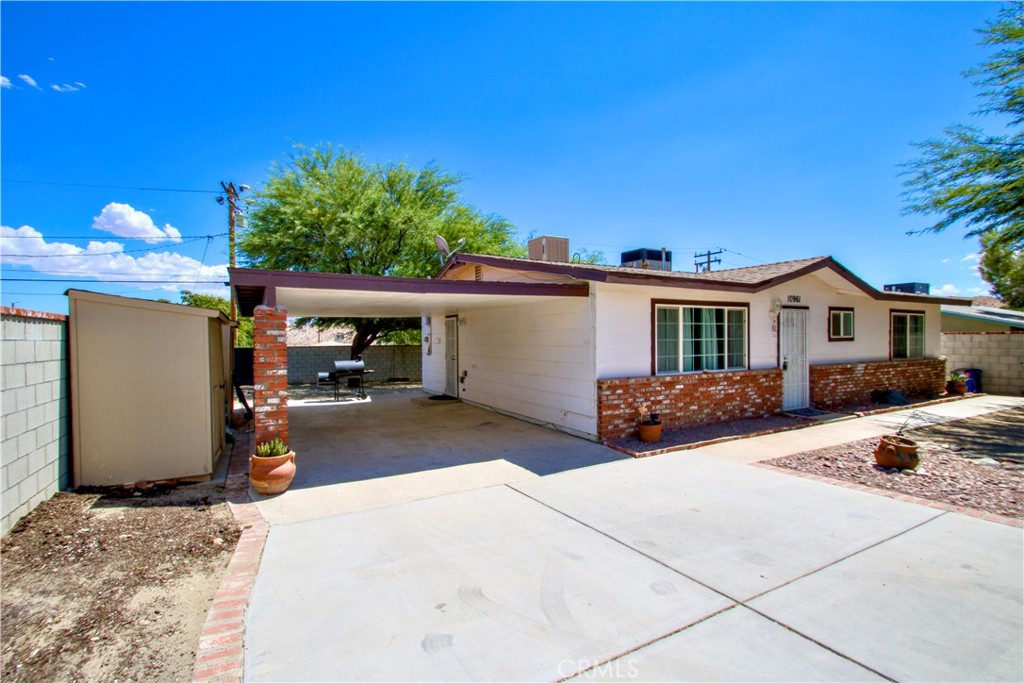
435,235,450,261
434,235,467,264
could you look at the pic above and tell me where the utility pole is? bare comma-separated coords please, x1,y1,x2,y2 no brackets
218,182,247,346
694,249,723,273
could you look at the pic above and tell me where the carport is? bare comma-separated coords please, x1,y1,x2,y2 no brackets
229,267,591,453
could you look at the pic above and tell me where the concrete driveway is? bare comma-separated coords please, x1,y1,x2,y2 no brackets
250,388,625,525
244,396,1023,681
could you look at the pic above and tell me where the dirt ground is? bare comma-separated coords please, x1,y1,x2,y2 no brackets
767,407,1024,519
0,482,240,682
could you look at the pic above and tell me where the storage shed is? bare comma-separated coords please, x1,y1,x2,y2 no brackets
68,290,231,486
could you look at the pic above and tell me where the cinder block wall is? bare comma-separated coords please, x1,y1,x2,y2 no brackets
809,358,947,409
1,308,69,534
941,332,1024,396
288,345,422,384
597,369,783,441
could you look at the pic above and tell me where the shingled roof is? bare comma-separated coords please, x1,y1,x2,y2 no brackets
440,253,967,305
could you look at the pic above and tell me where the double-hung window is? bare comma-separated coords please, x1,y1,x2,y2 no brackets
891,311,925,359
829,307,854,341
655,304,747,374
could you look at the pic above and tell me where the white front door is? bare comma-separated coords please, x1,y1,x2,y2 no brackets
780,308,809,410
444,316,459,397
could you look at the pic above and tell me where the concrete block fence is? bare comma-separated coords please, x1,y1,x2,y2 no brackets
941,332,1024,397
1,307,69,534
287,345,422,384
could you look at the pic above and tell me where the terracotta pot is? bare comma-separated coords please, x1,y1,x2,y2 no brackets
874,435,919,470
638,422,663,444
249,451,296,495
952,380,968,395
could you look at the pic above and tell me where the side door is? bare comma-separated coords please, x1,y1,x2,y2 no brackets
444,316,459,398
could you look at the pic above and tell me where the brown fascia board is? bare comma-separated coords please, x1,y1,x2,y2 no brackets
442,254,969,305
442,253,614,282
229,267,590,298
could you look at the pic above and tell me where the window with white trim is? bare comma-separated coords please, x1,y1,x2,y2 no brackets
891,311,925,359
655,304,747,374
829,307,854,341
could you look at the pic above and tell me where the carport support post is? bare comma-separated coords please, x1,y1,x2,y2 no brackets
253,305,289,447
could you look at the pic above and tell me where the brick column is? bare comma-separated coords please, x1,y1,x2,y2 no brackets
253,306,288,447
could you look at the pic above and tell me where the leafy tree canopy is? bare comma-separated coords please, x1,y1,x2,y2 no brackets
979,228,1024,308
901,3,1024,249
239,145,525,357
179,290,253,347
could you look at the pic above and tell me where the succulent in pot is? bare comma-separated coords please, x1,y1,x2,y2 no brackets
250,438,296,495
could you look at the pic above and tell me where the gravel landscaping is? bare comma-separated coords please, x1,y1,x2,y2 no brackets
610,415,809,455
767,407,1024,520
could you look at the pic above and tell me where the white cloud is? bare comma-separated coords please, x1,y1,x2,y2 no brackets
74,82,86,89
92,202,182,244
940,258,951,264
1,225,228,295
51,83,83,93
17,74,41,90
933,283,960,296
961,252,981,263
0,76,11,89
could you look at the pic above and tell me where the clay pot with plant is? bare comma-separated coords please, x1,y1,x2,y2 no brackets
637,403,663,444
948,370,969,395
249,438,296,495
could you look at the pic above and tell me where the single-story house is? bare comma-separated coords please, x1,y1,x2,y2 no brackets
941,303,1024,332
231,240,964,445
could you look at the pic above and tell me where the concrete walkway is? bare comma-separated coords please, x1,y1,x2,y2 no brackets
244,396,1023,682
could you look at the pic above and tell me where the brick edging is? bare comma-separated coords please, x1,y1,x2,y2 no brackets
752,461,1023,528
192,432,267,682
605,420,820,458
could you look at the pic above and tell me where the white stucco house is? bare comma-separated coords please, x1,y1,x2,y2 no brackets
231,240,963,445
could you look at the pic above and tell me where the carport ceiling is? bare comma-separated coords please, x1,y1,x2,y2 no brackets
230,268,589,318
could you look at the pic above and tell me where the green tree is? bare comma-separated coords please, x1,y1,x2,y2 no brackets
179,290,253,347
240,145,524,357
901,3,1024,250
979,228,1024,307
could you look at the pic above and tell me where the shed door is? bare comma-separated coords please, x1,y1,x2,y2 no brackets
444,316,459,397
209,319,226,466
780,308,809,410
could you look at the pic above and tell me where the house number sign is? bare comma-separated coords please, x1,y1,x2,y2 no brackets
786,295,802,303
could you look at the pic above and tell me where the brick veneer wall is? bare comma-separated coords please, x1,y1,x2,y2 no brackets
253,306,289,446
597,369,783,441
809,358,947,409
941,331,1024,396
1,307,69,534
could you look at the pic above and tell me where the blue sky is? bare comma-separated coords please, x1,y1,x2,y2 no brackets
1,1,1004,314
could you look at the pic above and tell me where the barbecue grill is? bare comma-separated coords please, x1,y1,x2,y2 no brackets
317,360,372,400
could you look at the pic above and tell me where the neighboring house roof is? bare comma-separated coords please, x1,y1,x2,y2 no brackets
439,254,969,305
941,304,1024,329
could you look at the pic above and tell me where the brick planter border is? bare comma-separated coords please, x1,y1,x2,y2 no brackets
192,432,267,683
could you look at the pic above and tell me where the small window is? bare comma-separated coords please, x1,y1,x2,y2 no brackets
891,311,925,359
829,308,854,341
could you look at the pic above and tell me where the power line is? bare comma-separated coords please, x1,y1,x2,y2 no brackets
2,277,227,283
2,179,222,194
1,232,228,241
3,235,216,258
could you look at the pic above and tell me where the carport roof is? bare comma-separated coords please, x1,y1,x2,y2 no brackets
229,267,590,317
